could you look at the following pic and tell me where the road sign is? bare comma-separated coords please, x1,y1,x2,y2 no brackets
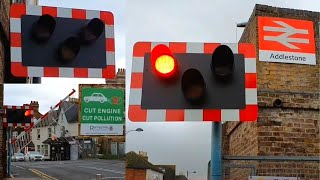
128,42,258,122
80,87,124,135
10,3,116,78
2,105,34,127
258,16,316,65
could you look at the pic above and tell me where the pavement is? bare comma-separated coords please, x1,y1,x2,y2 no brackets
7,159,125,180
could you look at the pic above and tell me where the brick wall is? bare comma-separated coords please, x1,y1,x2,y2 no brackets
223,4,319,180
126,168,146,180
0,0,8,178
240,4,320,92
0,13,7,179
0,84,5,180
0,0,10,39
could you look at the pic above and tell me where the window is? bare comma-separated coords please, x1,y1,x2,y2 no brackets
37,145,40,152
12,132,18,138
37,129,40,140
48,128,52,138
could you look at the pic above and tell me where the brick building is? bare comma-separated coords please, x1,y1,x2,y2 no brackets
126,151,165,180
222,4,319,179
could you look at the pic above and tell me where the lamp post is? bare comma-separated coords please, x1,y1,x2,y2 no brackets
187,170,196,179
125,128,143,135
235,22,248,42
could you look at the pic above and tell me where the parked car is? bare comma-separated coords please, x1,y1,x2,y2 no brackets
12,153,25,162
84,93,108,103
25,151,44,161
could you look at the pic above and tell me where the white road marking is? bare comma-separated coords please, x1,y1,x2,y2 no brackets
90,177,125,180
12,164,26,170
79,165,125,175
102,177,125,180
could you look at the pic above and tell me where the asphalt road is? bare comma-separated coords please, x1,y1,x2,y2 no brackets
11,159,125,180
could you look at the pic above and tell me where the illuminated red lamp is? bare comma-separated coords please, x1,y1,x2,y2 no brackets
24,110,33,117
151,44,178,78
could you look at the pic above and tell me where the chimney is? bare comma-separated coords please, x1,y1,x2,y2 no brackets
116,68,125,79
29,101,39,112
138,151,148,161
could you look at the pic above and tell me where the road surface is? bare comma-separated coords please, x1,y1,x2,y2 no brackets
11,159,125,180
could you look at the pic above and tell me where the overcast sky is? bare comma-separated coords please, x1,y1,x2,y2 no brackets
4,0,125,114
125,1,320,179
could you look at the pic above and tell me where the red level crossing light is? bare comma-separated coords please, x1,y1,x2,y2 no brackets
24,110,33,117
2,106,34,127
151,44,178,79
129,42,258,122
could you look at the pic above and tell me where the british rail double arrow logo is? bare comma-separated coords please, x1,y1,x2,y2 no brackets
263,20,309,50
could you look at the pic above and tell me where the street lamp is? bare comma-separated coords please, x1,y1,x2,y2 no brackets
125,128,143,135
235,21,248,42
187,170,196,179
236,22,248,27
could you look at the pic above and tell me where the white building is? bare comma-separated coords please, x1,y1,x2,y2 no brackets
31,109,59,160
31,100,79,160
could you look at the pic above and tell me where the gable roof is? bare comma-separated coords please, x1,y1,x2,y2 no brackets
156,165,176,180
58,101,79,123
34,101,78,128
35,109,59,128
125,151,164,173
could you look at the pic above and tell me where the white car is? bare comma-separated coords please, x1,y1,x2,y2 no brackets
25,151,44,161
12,153,25,162
84,93,108,103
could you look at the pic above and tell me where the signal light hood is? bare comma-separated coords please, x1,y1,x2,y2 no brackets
31,14,56,43
181,68,206,105
211,45,235,78
57,37,81,63
79,18,105,44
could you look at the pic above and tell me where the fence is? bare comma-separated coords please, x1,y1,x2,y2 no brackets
222,156,320,180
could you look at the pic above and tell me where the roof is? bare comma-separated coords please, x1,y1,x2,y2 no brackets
35,110,59,128
156,165,176,180
42,137,74,144
125,151,164,173
34,101,78,128
59,101,79,123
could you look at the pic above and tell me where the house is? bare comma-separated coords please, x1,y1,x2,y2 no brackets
126,151,165,180
31,102,60,160
155,165,176,180
42,99,80,161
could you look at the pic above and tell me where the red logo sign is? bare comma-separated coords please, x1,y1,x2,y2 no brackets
258,17,315,53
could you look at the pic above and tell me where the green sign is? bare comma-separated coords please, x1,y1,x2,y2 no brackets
81,88,124,124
